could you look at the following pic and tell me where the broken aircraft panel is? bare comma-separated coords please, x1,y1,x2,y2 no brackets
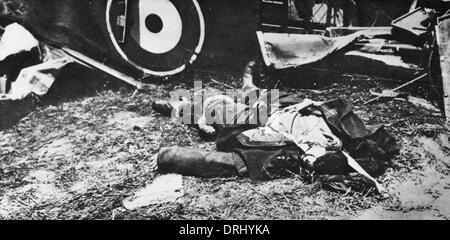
0,0,260,78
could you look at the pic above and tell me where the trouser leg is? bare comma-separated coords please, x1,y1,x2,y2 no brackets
157,146,247,178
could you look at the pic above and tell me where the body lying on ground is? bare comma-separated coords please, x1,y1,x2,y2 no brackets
152,62,398,194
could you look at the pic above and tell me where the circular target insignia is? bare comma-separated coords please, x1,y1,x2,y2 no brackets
106,0,205,76
135,0,183,54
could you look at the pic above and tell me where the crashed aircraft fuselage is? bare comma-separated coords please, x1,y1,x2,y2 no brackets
0,0,260,78
1,0,429,78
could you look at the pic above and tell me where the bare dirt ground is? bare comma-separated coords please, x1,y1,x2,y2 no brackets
0,66,449,220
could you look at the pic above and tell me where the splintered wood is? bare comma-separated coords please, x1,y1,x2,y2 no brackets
436,14,450,123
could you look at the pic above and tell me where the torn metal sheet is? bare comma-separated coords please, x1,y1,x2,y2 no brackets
7,57,73,100
354,40,420,54
257,27,422,71
325,27,392,38
0,23,38,61
345,51,419,69
0,23,154,101
257,31,364,69
392,7,435,39
0,23,74,101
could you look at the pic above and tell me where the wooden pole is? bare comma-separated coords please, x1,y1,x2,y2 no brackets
364,73,427,105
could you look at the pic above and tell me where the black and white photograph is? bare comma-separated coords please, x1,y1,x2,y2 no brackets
0,0,449,222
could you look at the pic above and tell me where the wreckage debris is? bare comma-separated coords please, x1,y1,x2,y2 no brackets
364,73,428,105
257,30,365,69
0,23,38,61
0,23,72,100
255,2,450,122
0,23,156,101
1,1,447,121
